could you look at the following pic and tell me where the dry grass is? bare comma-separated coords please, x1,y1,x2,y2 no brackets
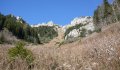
0,23,120,70
0,28,18,44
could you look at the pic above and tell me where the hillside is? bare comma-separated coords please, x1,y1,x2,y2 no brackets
0,0,120,70
0,14,58,44
0,13,95,44
27,22,120,70
63,16,94,40
93,0,120,29
1,22,120,70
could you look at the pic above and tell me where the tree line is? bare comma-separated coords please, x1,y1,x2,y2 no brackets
0,13,58,44
93,0,120,29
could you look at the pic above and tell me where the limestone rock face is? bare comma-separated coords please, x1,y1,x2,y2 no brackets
63,16,93,31
64,16,95,40
30,16,95,40
65,29,80,39
31,21,57,27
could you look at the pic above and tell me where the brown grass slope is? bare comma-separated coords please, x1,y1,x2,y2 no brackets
0,22,120,70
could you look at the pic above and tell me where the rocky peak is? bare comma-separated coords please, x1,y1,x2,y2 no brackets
64,16,95,40
16,16,22,20
63,16,93,32
31,16,95,40
31,21,59,27
71,16,92,25
15,16,25,23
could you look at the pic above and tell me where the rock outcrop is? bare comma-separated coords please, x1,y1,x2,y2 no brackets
64,16,94,40
31,16,95,40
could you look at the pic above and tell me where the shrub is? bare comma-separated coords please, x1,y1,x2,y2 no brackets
35,26,58,43
8,41,34,64
0,32,5,44
59,38,80,47
88,30,93,34
0,28,17,44
95,28,101,33
79,28,87,37
58,41,65,47
39,37,51,43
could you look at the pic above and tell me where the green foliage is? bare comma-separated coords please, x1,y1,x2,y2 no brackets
59,37,80,46
65,24,84,38
93,7,100,25
0,32,5,44
0,13,58,44
0,13,5,30
117,0,120,5
79,28,87,37
3,15,31,40
103,0,113,18
0,14,40,43
95,28,101,33
0,28,14,44
58,41,65,47
88,30,93,34
93,0,119,29
34,26,58,43
8,41,34,64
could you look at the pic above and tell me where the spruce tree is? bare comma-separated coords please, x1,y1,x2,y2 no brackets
103,0,113,18
117,0,120,4
93,9,99,24
0,13,5,30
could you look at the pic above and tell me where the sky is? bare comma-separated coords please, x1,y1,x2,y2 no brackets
0,0,103,25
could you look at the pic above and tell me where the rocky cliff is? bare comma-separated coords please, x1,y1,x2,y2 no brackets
64,16,95,40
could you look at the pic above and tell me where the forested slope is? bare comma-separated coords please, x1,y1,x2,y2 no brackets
0,14,58,44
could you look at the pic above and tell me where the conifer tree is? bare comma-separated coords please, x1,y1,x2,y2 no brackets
0,13,5,30
93,9,99,24
103,0,113,18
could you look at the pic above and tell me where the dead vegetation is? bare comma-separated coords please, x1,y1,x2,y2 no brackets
0,28,18,44
0,23,120,70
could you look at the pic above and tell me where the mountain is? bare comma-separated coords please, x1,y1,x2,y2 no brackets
30,16,95,40
31,21,61,29
1,0,120,44
2,22,119,70
63,16,95,40
31,21,62,32
31,21,56,27
63,16,93,29
30,16,95,41
1,0,120,70
0,14,58,44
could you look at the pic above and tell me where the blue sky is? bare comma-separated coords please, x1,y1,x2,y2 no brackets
0,0,103,25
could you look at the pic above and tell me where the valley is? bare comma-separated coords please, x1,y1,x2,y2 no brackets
1,22,120,70
0,0,120,70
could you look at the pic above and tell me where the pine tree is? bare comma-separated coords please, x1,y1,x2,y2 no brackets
93,9,99,24
103,0,113,18
117,0,120,4
0,13,5,30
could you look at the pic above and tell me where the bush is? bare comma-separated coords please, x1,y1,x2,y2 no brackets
79,28,87,37
59,38,80,47
95,28,101,33
8,41,34,64
0,32,5,44
35,26,58,43
0,28,17,44
58,41,65,47
88,30,93,34
39,37,51,43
